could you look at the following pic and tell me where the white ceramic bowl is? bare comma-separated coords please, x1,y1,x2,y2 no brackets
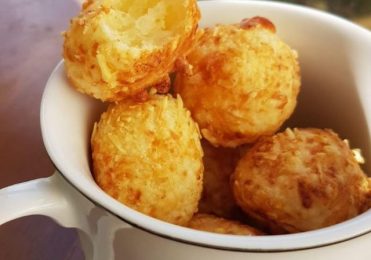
40,0,371,253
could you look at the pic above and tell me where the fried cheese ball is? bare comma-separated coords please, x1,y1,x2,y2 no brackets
367,178,371,209
174,17,300,147
198,140,242,219
232,128,370,233
64,0,200,101
188,213,264,235
91,95,203,225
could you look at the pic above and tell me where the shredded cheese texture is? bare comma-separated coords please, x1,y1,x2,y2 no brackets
232,128,370,233
175,20,300,147
63,0,200,101
91,95,203,225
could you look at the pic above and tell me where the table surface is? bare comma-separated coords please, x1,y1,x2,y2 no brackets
0,1,83,259
0,1,370,260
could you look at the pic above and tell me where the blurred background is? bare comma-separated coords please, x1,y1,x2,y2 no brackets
272,0,371,28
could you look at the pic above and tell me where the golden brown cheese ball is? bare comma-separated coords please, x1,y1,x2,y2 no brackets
63,0,200,101
232,128,370,233
188,213,264,235
174,17,300,147
367,178,371,209
198,140,242,219
91,95,203,225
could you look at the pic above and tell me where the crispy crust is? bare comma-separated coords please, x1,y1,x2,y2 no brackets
91,95,203,225
174,18,300,147
367,178,371,209
198,140,243,219
188,213,264,235
232,128,370,233
63,0,200,101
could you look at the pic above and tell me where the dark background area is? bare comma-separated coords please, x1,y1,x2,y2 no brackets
279,0,371,17
276,0,371,27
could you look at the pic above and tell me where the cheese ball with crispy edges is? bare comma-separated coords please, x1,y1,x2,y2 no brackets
174,17,300,147
198,140,242,219
188,213,264,235
63,0,200,101
91,95,203,225
232,128,370,233
367,178,371,209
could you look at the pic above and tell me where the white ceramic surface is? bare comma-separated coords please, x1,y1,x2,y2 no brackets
1,1,371,259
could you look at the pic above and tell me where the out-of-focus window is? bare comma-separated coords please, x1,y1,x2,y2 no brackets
270,0,371,29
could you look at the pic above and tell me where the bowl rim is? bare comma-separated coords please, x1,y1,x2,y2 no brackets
40,0,371,252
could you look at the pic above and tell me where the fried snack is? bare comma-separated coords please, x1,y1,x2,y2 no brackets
188,213,264,235
91,95,203,225
367,178,371,209
232,128,370,233
63,0,200,101
198,140,242,219
174,17,300,147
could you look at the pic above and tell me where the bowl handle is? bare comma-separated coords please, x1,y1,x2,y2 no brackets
0,173,79,227
0,172,134,259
